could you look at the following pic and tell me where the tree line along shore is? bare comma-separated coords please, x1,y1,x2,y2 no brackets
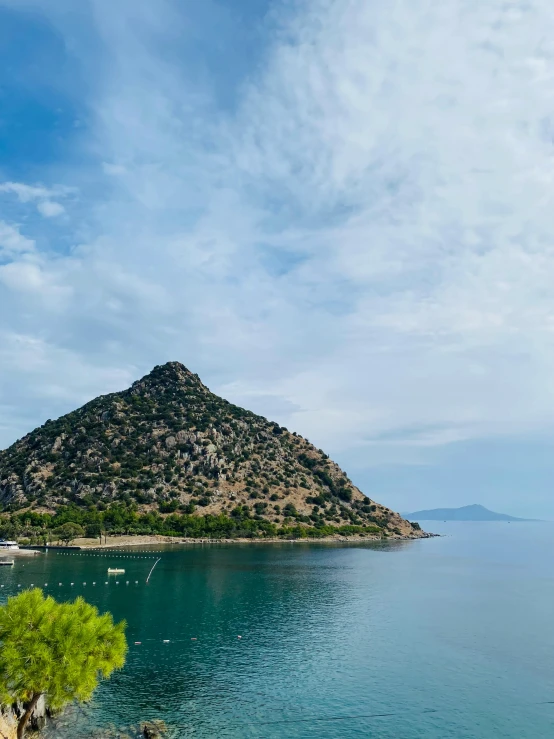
0,503,424,547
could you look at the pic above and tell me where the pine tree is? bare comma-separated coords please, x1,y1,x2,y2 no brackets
0,589,127,738
51,522,85,545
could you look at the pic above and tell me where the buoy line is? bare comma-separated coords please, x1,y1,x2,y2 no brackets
0,581,142,589
128,635,243,644
55,552,157,559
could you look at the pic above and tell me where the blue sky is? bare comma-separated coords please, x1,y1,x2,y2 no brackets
1,0,554,518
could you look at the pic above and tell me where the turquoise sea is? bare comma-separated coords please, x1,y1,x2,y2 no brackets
1,522,553,738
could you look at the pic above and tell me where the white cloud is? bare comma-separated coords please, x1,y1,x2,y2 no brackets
0,182,53,202
37,200,65,218
0,181,71,217
0,221,35,256
1,0,554,497
0,260,69,301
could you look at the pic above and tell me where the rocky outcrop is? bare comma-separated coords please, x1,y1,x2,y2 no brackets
141,720,167,738
0,362,423,537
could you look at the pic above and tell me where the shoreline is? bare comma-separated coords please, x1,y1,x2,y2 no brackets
23,531,436,551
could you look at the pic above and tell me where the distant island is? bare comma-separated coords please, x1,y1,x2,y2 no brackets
402,504,530,522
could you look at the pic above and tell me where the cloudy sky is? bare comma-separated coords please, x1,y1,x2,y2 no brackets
1,0,553,517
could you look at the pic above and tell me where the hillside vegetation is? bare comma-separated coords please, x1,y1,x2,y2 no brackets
0,362,423,541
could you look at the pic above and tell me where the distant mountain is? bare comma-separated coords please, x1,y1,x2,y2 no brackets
0,361,424,538
402,504,530,522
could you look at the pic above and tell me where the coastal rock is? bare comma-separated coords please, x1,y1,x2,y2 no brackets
0,710,16,739
141,719,167,738
11,694,48,732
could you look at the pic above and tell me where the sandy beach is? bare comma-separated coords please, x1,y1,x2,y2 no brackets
0,548,42,557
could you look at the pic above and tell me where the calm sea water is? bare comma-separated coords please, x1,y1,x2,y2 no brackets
1,522,553,738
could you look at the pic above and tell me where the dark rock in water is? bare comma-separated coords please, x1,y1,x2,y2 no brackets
141,719,167,738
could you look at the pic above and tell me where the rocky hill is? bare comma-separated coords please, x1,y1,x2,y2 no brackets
0,362,422,538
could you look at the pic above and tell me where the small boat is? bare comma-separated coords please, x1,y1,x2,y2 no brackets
0,540,19,550
107,568,125,574
0,559,14,566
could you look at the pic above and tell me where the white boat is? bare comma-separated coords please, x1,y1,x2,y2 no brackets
107,568,125,574
0,540,19,550
0,559,14,566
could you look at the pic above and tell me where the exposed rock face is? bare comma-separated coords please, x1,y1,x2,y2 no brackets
0,710,16,739
0,362,422,537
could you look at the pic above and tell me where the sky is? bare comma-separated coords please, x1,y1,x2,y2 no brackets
1,0,553,518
